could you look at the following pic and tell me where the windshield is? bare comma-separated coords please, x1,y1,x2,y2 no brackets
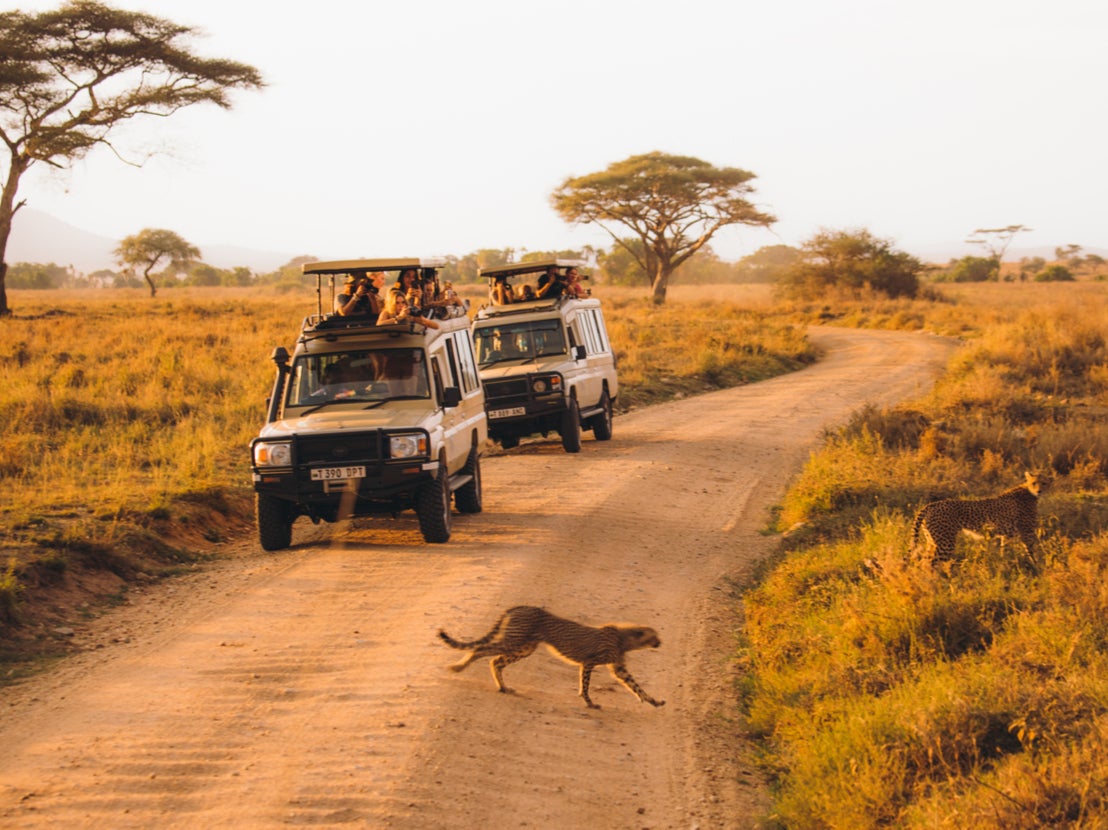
473,319,567,366
286,347,430,406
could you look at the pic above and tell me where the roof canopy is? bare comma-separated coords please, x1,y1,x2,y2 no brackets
478,259,588,280
303,258,447,276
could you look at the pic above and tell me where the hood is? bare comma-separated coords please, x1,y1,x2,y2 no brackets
478,354,570,382
258,402,439,438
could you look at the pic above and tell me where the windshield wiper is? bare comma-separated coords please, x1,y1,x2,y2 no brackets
479,355,531,368
293,396,387,416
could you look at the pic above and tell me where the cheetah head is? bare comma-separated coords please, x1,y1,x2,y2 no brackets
1024,470,1050,495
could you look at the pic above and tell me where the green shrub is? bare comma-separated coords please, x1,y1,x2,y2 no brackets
1034,264,1075,282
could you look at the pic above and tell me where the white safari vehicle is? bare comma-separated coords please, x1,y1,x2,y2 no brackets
250,258,488,549
472,259,618,453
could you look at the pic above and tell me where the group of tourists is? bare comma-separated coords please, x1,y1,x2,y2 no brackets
334,269,465,329
491,265,588,306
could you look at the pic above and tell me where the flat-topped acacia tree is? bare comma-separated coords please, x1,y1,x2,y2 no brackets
115,228,200,298
551,152,776,304
0,1,264,315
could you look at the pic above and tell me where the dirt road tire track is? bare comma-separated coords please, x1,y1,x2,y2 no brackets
0,327,956,829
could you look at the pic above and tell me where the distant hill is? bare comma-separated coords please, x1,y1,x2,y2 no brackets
5,208,298,274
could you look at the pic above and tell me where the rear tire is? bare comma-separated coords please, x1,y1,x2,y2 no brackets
455,447,483,514
499,435,520,450
256,494,293,551
560,397,582,453
589,389,614,441
416,463,452,543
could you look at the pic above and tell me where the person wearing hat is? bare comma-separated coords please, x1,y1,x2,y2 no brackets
335,271,383,317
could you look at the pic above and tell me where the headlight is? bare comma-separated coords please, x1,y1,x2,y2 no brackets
532,375,561,394
389,433,428,459
254,441,292,467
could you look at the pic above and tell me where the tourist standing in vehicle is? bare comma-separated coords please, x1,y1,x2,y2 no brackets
387,268,419,309
564,266,588,298
377,284,439,329
491,275,514,305
335,273,382,317
535,265,566,298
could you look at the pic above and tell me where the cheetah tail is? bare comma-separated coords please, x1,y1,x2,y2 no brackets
438,627,495,650
438,609,512,650
438,629,468,649
911,510,925,547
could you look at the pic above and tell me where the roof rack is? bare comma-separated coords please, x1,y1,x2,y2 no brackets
298,314,428,343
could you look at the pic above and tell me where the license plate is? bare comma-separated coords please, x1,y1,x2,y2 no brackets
310,466,366,481
489,406,526,419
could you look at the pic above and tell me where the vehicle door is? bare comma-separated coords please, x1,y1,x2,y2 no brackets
438,330,486,472
566,308,603,409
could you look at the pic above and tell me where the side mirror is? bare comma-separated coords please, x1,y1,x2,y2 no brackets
573,345,587,360
441,386,462,408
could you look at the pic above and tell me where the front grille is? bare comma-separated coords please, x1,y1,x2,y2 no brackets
295,432,381,465
484,378,530,400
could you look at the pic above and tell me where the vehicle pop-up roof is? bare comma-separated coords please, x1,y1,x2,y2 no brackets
477,258,588,282
301,257,447,321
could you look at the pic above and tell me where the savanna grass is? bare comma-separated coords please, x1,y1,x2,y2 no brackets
601,288,816,410
745,282,1108,828
1,284,812,648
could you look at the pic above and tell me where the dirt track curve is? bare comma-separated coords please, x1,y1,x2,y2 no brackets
0,327,956,829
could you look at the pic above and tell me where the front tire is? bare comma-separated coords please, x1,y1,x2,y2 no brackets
416,463,452,543
560,397,582,453
589,389,614,441
257,493,293,551
455,447,483,514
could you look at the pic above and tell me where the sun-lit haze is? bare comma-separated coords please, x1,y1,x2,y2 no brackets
11,0,1108,266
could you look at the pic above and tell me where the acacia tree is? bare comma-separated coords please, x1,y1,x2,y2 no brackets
965,224,1032,281
0,1,264,315
551,152,775,304
115,228,199,297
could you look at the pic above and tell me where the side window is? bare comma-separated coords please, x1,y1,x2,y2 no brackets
443,338,462,389
431,356,446,401
575,313,600,355
587,309,610,353
452,331,481,392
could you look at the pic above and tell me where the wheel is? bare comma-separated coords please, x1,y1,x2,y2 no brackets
589,389,614,441
455,446,483,514
256,493,293,551
416,462,452,543
560,397,582,453
499,435,520,450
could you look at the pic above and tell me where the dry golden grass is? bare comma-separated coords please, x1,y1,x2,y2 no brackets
1,288,311,520
0,284,811,664
746,282,1108,828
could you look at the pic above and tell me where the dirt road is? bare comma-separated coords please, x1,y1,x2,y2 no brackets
0,327,955,829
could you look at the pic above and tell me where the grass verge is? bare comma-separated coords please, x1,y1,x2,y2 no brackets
742,284,1108,827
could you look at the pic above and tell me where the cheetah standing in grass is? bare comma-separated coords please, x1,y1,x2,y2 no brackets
912,472,1044,565
438,605,665,709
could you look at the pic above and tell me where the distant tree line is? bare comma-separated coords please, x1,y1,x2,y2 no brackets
934,246,1106,284
10,230,1104,296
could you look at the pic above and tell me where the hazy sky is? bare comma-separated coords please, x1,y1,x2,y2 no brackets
13,0,1108,264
